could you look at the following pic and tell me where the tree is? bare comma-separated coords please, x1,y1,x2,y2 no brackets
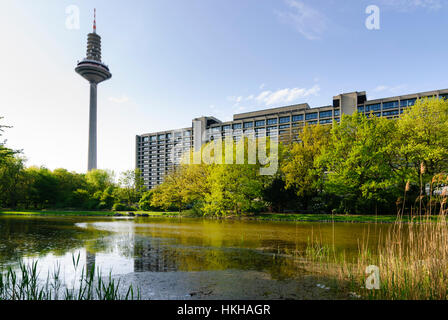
86,169,115,193
151,168,189,212
202,163,267,216
318,112,399,214
262,177,300,212
139,190,155,211
200,138,272,216
71,189,92,209
52,168,87,207
0,117,16,165
151,137,277,216
396,97,448,185
23,167,59,209
281,124,331,209
97,186,116,209
117,169,145,206
0,156,27,208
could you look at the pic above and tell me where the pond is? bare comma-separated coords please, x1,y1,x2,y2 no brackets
0,215,392,299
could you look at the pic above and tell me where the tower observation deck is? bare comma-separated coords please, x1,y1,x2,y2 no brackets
75,9,112,171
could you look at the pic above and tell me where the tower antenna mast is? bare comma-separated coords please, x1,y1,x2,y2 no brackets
75,9,112,171
93,8,96,33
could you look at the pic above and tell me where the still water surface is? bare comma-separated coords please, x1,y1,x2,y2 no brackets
0,215,392,299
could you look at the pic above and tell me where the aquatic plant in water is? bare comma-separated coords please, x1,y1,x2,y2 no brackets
303,173,448,300
0,254,140,300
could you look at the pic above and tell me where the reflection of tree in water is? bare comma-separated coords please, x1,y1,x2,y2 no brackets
131,236,300,279
0,217,110,266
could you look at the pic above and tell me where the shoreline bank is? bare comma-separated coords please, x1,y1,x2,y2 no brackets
0,210,411,223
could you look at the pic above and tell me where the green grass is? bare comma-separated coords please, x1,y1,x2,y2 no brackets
124,211,180,216
0,209,433,224
301,210,448,300
0,210,116,217
255,213,404,223
0,210,181,218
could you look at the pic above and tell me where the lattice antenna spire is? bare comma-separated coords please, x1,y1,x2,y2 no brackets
93,8,96,33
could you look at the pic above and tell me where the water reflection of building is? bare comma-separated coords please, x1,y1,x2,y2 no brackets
133,239,179,272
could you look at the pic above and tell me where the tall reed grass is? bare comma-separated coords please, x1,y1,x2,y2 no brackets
0,254,140,300
303,173,448,300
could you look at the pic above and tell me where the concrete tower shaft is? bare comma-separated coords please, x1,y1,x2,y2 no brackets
75,9,112,172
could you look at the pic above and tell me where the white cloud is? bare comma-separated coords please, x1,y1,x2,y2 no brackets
109,95,129,104
230,85,320,108
277,0,327,40
217,84,320,121
373,85,389,92
373,84,407,94
235,106,246,113
227,95,245,107
254,85,320,106
378,0,443,11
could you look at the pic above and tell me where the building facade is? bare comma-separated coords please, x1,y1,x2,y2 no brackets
136,88,448,189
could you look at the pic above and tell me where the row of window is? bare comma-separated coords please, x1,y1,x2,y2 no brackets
141,93,448,145
147,144,190,150
144,111,343,143
139,139,191,148
357,97,433,113
215,111,338,131
141,131,192,142
208,120,340,137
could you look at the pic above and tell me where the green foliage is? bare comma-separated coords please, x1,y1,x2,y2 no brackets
86,169,114,193
150,138,272,216
262,177,300,212
0,145,15,166
0,118,16,166
24,167,60,208
0,156,27,208
112,203,136,212
139,190,156,211
98,186,116,209
396,97,448,183
71,189,92,208
202,163,266,216
151,167,194,212
281,124,331,208
318,112,399,214
0,144,143,210
52,168,87,207
117,169,144,206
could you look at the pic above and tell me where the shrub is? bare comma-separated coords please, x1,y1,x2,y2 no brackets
138,190,156,211
112,203,136,211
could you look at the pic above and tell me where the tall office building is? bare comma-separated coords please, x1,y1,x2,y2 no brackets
136,88,448,189
75,9,112,171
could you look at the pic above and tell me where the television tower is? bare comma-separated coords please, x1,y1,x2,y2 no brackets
75,9,112,171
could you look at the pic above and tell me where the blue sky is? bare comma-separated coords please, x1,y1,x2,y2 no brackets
1,0,448,174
